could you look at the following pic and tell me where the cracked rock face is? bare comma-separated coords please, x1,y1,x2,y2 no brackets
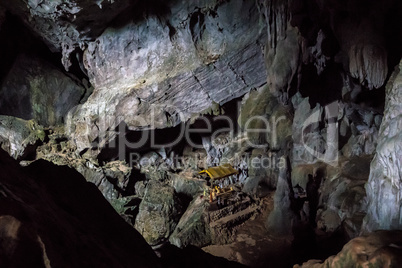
68,0,268,152
0,116,45,159
134,180,183,246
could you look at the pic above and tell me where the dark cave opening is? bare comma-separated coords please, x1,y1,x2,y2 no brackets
354,87,386,111
298,61,344,108
97,97,243,165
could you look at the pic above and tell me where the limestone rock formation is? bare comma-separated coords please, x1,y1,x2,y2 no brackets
170,196,212,248
68,0,268,152
317,156,371,238
0,0,401,266
363,60,402,232
295,231,402,268
0,54,85,126
135,180,183,246
266,155,294,235
0,116,45,159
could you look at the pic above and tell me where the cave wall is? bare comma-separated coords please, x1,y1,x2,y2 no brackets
363,61,402,232
0,54,85,126
69,0,268,152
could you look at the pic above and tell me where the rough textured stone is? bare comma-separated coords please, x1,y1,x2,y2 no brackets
171,172,206,198
292,0,396,90
68,0,268,152
266,155,294,235
340,103,382,158
135,180,183,246
264,25,301,101
0,54,85,126
169,196,211,248
244,150,281,194
239,85,293,148
0,116,45,159
0,1,401,266
317,156,371,237
291,93,326,166
363,61,402,232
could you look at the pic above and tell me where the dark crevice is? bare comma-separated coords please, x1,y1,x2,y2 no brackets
189,9,205,43
108,0,172,29
298,61,344,108
354,87,386,111
0,12,89,89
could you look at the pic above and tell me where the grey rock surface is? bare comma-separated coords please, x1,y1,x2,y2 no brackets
68,0,268,152
318,156,371,237
266,155,294,235
291,94,325,166
363,61,402,232
169,196,211,248
0,54,84,126
0,116,45,159
135,180,183,246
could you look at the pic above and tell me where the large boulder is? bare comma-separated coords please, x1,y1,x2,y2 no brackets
171,171,206,198
317,156,371,237
135,180,183,246
169,196,211,248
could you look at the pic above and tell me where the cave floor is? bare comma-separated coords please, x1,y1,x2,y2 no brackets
203,192,295,268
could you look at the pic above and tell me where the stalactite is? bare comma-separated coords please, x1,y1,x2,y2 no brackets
256,0,289,51
348,44,388,89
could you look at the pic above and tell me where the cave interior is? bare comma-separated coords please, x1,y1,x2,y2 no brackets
0,0,401,267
